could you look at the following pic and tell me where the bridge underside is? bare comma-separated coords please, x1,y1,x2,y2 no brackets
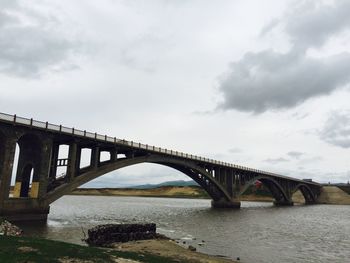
0,122,322,221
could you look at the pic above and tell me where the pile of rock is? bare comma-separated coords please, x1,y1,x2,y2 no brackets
85,223,158,246
0,219,23,236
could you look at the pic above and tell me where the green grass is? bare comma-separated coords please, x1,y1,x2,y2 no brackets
0,236,189,263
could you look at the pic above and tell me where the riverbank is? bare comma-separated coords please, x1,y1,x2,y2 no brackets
71,185,350,204
71,185,273,202
113,239,235,263
318,186,350,205
71,186,210,199
0,235,236,263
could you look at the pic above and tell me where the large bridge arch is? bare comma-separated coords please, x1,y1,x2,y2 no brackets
46,155,232,205
238,176,291,205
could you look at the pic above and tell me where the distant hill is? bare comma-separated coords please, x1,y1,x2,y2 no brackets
130,180,199,189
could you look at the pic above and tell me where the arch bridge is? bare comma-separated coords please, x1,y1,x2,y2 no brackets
0,113,322,221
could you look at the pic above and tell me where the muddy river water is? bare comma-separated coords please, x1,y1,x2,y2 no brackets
17,196,350,263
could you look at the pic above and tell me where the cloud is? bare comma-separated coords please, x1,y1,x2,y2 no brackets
0,1,82,77
284,0,350,49
321,171,350,184
218,0,350,113
263,157,289,164
287,151,304,159
298,156,323,165
228,147,242,154
219,51,350,112
319,110,350,148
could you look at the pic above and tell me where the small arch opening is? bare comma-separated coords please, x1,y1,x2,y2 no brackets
56,144,69,179
99,151,111,163
19,164,34,198
117,153,126,159
80,148,92,168
8,143,20,198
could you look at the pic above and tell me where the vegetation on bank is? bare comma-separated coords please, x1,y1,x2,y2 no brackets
71,185,274,200
71,185,211,199
0,236,191,263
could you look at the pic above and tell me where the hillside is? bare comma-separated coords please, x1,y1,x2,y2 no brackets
127,180,199,189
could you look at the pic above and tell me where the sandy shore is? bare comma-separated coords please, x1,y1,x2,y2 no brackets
112,239,236,263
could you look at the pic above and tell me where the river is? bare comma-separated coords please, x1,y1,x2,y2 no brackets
17,195,350,263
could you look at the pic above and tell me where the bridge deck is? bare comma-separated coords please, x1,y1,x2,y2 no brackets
0,112,320,186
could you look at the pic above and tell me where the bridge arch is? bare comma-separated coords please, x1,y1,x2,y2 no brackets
46,155,232,205
292,183,317,204
238,176,291,204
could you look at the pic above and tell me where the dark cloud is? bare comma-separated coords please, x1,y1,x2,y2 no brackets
218,0,350,113
0,1,81,77
285,0,350,49
287,151,304,159
319,111,350,148
263,157,289,164
219,51,350,112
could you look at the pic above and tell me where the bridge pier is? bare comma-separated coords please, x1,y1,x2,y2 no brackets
211,198,241,208
0,199,50,221
273,200,294,206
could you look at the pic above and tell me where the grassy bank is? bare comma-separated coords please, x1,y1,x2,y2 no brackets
71,186,210,199
0,236,193,263
71,185,277,202
71,185,350,205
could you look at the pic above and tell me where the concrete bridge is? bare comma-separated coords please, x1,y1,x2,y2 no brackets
0,113,322,221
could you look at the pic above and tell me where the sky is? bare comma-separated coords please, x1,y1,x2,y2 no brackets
1,0,349,187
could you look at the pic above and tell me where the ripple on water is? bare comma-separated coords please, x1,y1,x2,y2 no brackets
21,196,350,263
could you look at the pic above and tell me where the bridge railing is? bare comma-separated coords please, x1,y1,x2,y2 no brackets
0,112,320,185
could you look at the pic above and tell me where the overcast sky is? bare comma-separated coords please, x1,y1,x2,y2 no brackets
1,0,349,187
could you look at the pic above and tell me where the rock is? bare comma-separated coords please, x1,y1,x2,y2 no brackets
0,219,23,236
188,245,196,251
85,223,158,246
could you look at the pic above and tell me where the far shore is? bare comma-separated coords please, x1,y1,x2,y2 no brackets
70,185,350,205
70,185,275,202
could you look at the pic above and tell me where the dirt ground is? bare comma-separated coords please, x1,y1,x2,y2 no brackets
112,239,236,263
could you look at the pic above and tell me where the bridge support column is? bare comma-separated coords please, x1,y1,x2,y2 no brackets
67,142,78,181
91,147,100,169
0,136,17,203
273,200,294,206
37,138,53,198
211,198,241,208
0,134,52,221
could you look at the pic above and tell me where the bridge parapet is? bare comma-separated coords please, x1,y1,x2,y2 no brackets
0,113,322,221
